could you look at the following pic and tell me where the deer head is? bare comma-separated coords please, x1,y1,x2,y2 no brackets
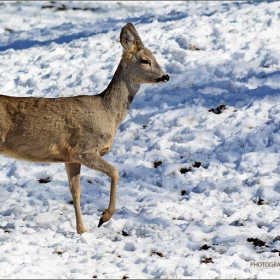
120,23,169,85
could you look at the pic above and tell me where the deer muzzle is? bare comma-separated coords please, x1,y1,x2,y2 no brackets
156,74,169,83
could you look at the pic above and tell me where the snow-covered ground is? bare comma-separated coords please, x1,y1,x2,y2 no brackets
0,1,280,278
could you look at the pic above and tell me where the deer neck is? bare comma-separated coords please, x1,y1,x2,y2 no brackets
100,60,140,125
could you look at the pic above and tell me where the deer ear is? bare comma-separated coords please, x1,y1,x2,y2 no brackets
120,23,144,51
120,26,135,51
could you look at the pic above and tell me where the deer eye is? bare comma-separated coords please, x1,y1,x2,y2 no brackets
141,59,150,65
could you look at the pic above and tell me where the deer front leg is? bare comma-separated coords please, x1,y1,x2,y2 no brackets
65,162,87,234
72,152,119,228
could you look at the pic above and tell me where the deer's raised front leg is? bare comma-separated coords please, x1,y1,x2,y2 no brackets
72,151,119,228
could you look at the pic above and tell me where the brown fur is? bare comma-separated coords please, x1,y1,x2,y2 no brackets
0,23,168,233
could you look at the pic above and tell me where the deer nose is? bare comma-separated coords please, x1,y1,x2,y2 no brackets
156,74,169,83
161,74,169,82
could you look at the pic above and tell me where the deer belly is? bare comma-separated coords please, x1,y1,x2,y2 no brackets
2,143,72,163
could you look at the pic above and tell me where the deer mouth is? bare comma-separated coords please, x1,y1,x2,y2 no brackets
155,74,170,83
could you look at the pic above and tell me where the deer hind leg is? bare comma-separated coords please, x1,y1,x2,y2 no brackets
72,152,119,228
65,162,87,234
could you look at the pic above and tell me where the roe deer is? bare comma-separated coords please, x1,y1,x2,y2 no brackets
0,23,169,233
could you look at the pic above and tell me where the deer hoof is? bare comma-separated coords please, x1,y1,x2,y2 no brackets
98,217,104,228
77,227,87,234
98,209,112,227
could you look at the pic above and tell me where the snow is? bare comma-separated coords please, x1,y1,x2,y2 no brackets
0,0,280,278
